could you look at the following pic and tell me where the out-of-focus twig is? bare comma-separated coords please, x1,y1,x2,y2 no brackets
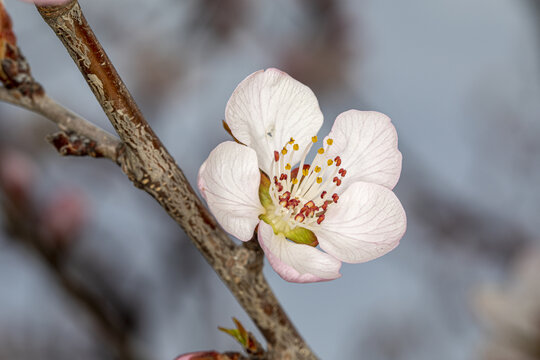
0,163,139,360
33,1,316,359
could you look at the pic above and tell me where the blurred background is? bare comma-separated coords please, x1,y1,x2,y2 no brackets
1,0,540,359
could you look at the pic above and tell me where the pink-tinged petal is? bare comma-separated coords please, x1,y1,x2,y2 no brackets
258,221,341,283
198,142,263,241
225,68,323,174
324,110,402,190
314,181,406,264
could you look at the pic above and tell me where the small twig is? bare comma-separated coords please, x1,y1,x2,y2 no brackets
0,87,122,162
35,1,317,359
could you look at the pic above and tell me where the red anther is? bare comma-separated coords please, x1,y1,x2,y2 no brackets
338,169,347,177
277,183,283,192
305,200,315,209
333,177,342,186
322,202,329,211
317,214,325,224
295,213,305,222
320,191,327,199
332,194,339,203
279,191,291,202
303,164,310,171
334,156,342,166
273,176,278,184
289,198,300,207
280,200,288,207
280,173,288,181
274,151,280,162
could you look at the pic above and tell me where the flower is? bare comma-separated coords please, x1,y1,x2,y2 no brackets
198,68,406,283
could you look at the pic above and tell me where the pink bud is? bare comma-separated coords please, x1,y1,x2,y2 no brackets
40,189,87,246
0,150,36,203
175,351,220,360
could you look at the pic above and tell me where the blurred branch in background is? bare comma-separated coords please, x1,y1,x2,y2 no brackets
0,150,140,360
475,248,540,360
280,0,351,93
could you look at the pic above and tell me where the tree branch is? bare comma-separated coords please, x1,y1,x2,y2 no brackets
33,1,317,359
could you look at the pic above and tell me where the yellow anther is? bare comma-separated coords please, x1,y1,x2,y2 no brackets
289,138,295,144
327,159,334,166
317,148,324,155
293,144,299,151
302,168,309,177
316,177,322,184
281,148,288,155
326,138,333,145
285,163,291,170
312,136,318,143
314,166,321,173
292,178,299,184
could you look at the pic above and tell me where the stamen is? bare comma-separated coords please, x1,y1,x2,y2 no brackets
327,159,333,166
285,163,291,170
316,177,322,184
317,148,324,155
314,166,321,173
334,156,342,166
312,136,318,143
326,138,333,145
293,144,299,151
274,151,279,162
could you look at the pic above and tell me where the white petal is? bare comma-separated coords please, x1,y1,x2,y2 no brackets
198,142,264,241
324,110,402,190
257,221,342,283
314,181,406,263
225,68,323,174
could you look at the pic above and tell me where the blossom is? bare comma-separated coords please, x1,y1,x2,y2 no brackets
198,68,406,283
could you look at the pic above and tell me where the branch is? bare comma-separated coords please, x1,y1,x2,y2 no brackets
0,87,122,162
34,2,317,359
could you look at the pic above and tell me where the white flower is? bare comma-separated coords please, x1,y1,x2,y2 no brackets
198,68,406,283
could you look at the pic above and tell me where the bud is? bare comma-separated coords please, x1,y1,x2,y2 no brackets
39,189,87,247
175,351,240,360
0,150,36,205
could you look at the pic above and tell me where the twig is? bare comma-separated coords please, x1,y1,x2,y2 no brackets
0,87,122,162
0,189,138,360
35,1,317,359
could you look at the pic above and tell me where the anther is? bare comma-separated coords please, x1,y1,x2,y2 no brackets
293,144,299,151
317,148,324,155
326,138,333,145
314,166,321,173
332,194,339,203
333,177,342,186
281,148,288,155
317,214,325,224
274,151,279,162
295,213,305,222
292,178,299,184
334,156,342,166
320,191,327,199
280,174,287,181
339,169,347,177
312,136,318,143
327,159,333,166
285,163,291,170
316,177,322,184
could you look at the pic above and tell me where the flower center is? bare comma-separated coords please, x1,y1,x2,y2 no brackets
259,136,346,243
